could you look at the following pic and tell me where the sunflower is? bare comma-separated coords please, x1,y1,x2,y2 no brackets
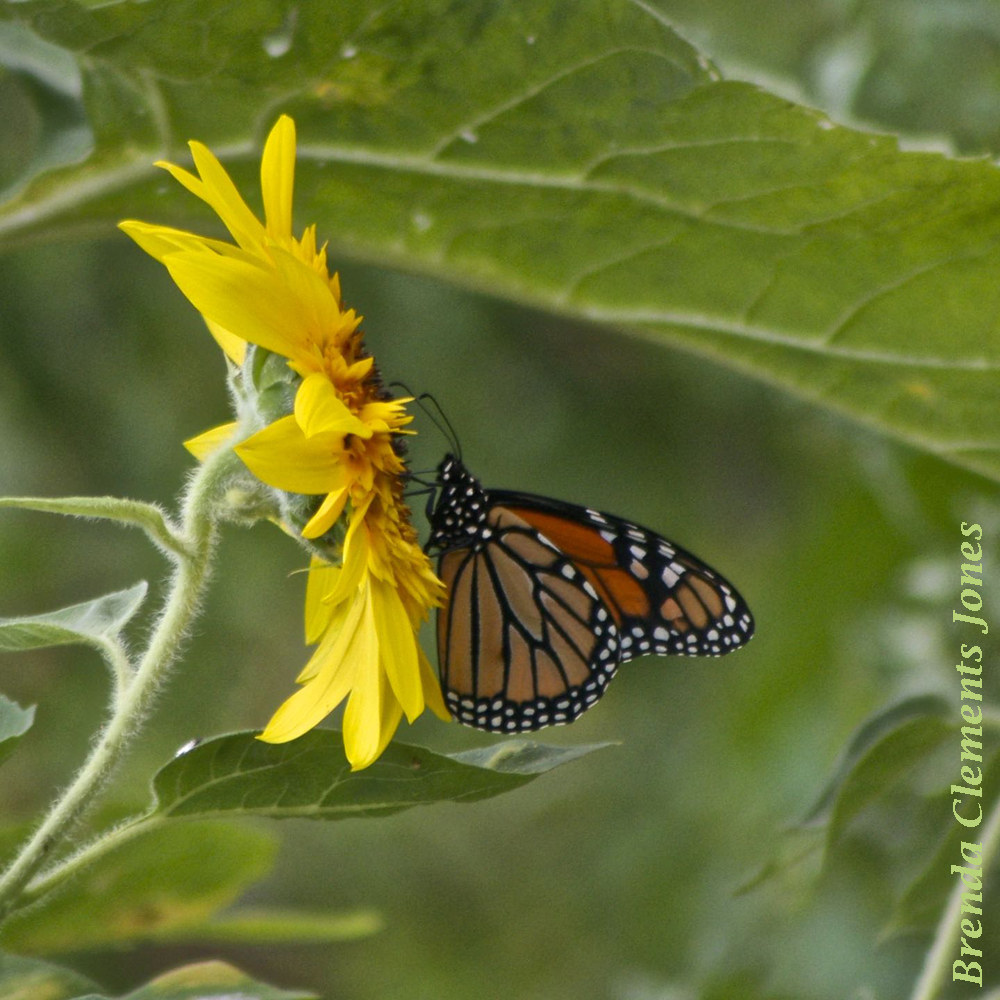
120,115,447,769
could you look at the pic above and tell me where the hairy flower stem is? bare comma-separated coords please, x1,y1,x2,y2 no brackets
909,792,1000,1000
0,446,238,919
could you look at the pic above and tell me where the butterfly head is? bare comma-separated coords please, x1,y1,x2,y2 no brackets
426,454,490,552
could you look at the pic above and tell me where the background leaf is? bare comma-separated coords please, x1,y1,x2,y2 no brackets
75,960,315,1000
647,0,1000,156
824,713,951,847
0,695,35,768
0,822,276,954
150,908,382,945
150,730,611,822
884,750,1000,939
0,583,147,653
799,693,950,828
1,2,1000,480
0,952,99,1000
748,695,955,891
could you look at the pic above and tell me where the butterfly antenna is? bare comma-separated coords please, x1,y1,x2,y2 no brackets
418,392,462,461
388,381,462,460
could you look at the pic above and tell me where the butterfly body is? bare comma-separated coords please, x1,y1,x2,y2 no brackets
426,454,753,733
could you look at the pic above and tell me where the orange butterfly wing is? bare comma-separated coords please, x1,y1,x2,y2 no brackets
427,455,754,733
497,495,754,661
435,505,619,732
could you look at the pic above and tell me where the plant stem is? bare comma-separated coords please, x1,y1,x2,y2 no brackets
909,792,1000,1000
17,815,165,908
0,447,238,918
94,635,133,703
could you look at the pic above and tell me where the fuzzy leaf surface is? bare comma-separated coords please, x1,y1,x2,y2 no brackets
1,3,1000,479
0,583,148,653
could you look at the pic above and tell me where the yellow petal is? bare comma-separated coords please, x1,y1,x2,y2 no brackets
341,592,385,768
322,499,372,605
188,141,268,253
184,421,239,460
295,373,371,440
370,577,423,723
155,158,209,202
297,594,355,682
269,248,348,352
301,224,318,263
345,356,374,381
204,318,246,366
418,646,451,721
117,220,204,261
373,670,405,764
235,415,346,494
304,556,337,645
360,398,412,433
302,487,348,539
261,115,296,239
162,251,315,363
258,587,369,743
119,220,243,263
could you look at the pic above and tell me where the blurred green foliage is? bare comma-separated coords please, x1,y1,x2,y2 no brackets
0,1,998,998
3,220,996,1000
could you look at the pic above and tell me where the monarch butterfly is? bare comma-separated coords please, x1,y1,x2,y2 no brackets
425,454,754,733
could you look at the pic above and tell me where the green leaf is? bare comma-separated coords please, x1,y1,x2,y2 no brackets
0,583,147,654
746,696,952,892
0,695,35,767
735,827,824,898
799,694,950,827
150,730,610,822
883,750,1000,939
0,822,276,954
151,907,382,945
824,713,951,846
0,952,99,1000
2,3,1000,480
649,0,1000,157
76,960,315,1000
0,496,185,558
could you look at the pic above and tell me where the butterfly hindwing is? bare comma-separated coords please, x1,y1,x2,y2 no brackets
436,505,620,733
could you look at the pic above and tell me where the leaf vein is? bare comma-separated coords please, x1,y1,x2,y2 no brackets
428,45,697,160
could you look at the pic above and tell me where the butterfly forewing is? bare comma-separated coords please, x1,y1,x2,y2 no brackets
435,506,620,732
494,493,754,661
